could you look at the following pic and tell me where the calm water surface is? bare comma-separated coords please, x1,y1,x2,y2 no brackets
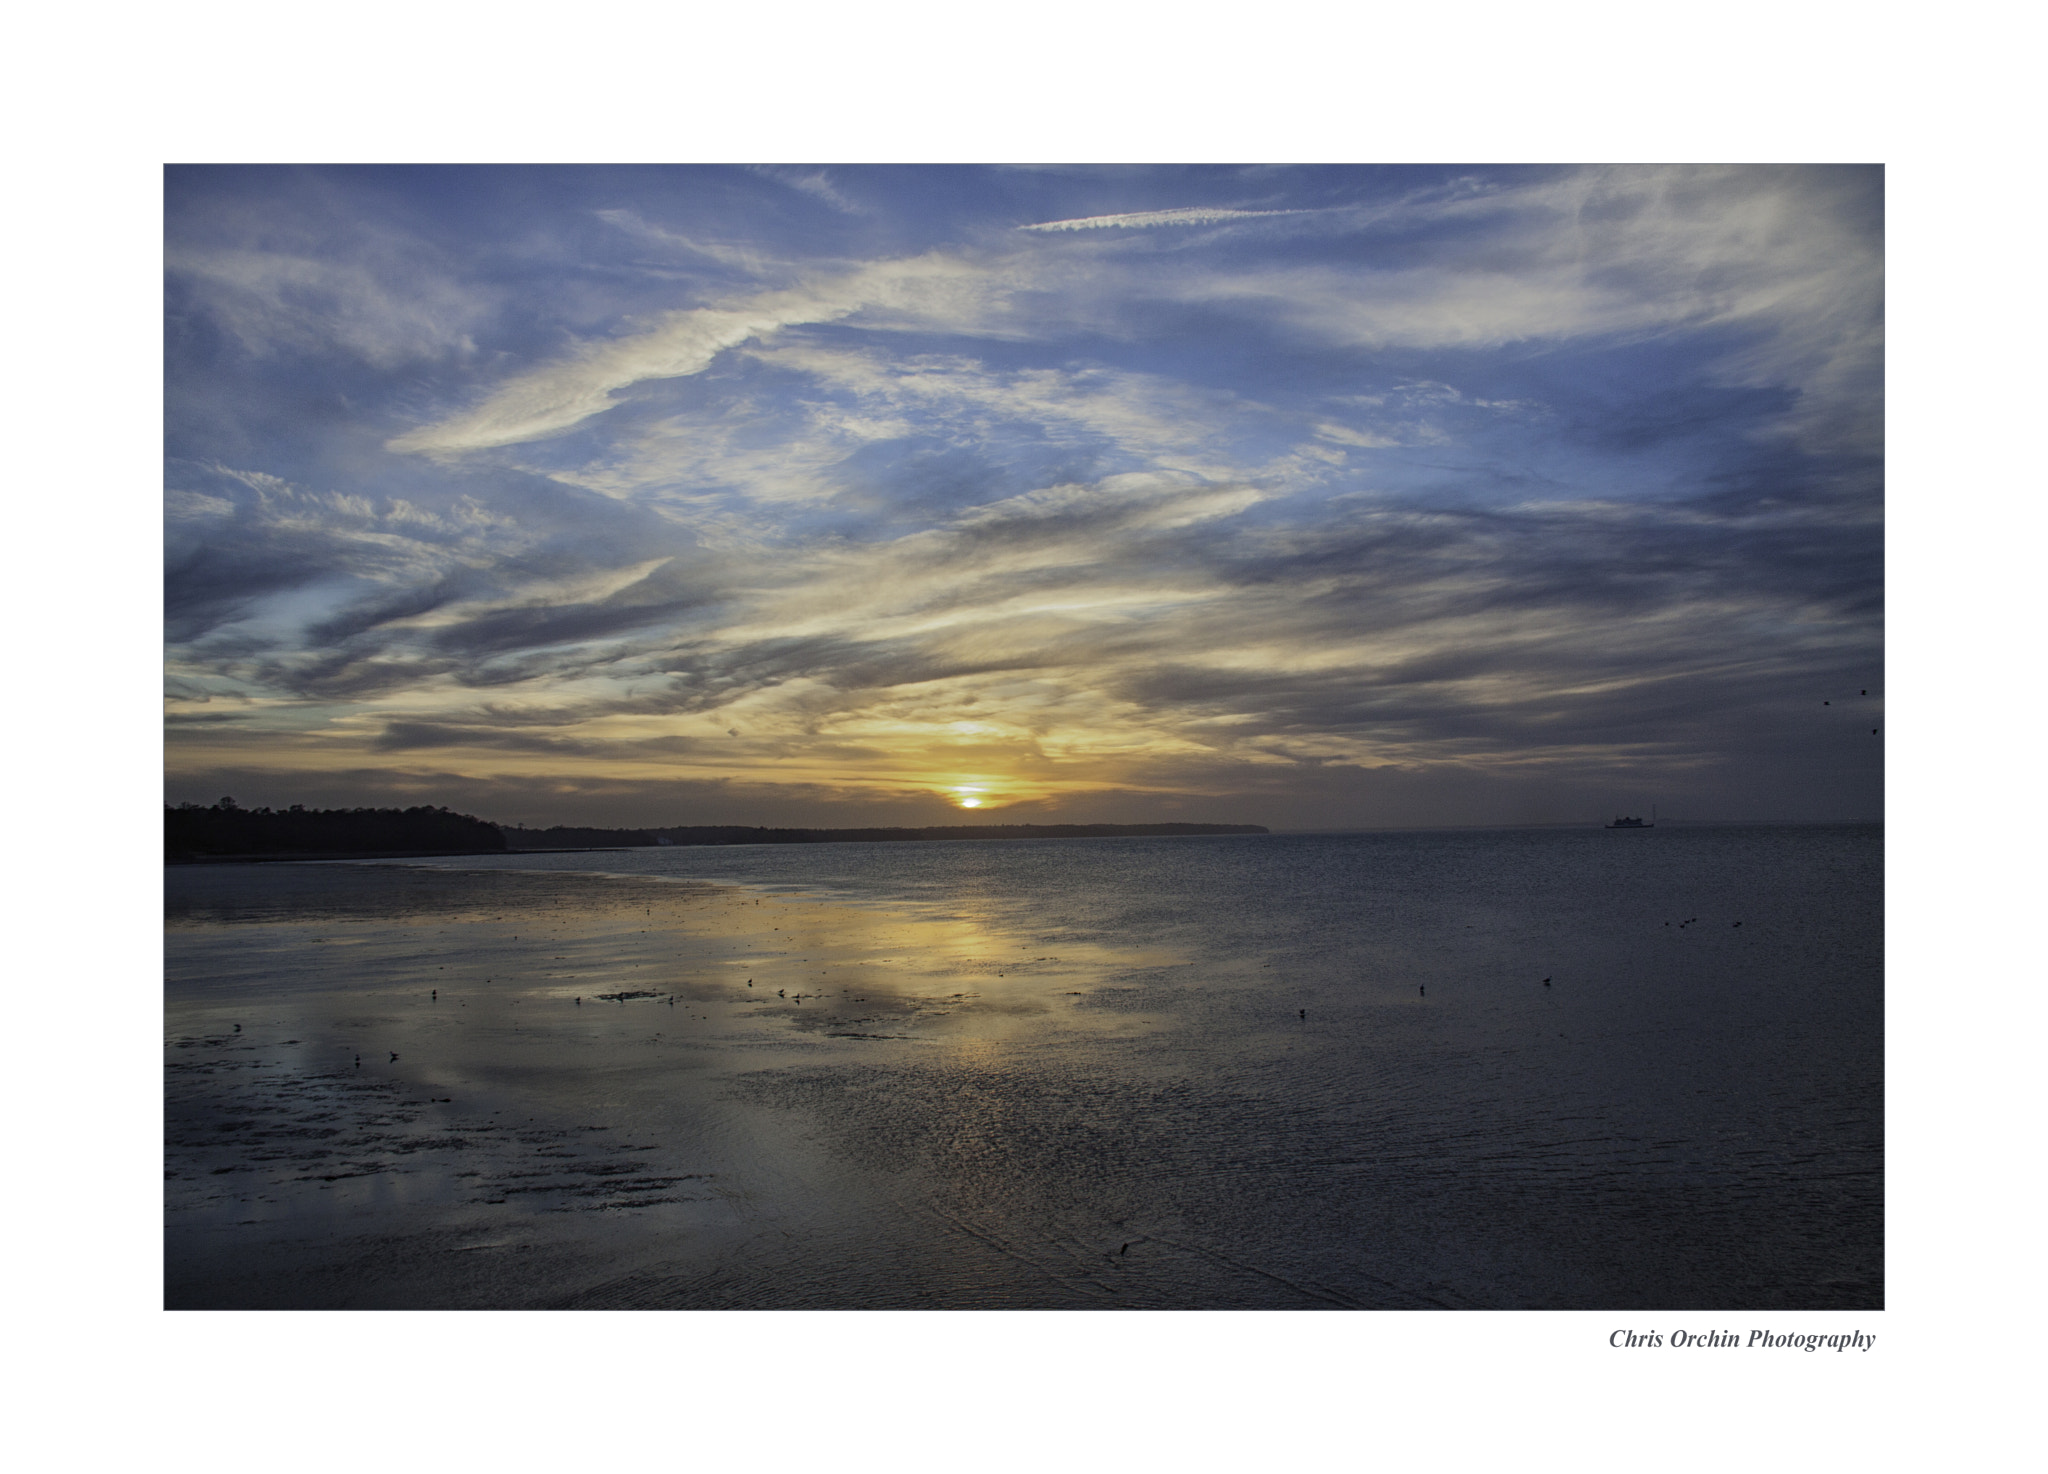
165,826,1881,1309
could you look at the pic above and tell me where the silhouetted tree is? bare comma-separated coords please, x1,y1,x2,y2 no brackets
165,801,507,859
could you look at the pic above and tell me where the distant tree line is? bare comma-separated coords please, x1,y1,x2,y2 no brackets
165,799,507,859
164,802,1269,861
502,825,658,849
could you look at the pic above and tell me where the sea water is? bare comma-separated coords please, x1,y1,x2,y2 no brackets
165,825,1881,1309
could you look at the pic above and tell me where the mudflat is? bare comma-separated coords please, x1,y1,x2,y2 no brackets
165,861,1165,1309
167,828,1882,1310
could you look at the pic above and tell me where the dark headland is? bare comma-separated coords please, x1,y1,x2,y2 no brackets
164,800,1266,862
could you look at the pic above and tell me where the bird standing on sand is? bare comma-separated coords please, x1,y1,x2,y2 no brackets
233,1023,241,1033
1543,977,1551,987
1299,1009,1306,1020
389,1052,398,1063
1419,985,1425,996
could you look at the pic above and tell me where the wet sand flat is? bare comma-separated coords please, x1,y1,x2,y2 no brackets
166,862,1177,1309
168,830,1882,1310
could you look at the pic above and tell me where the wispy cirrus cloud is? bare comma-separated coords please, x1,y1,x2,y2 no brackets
168,164,1883,827
1018,205,1322,231
166,243,493,368
747,165,865,214
385,252,1006,454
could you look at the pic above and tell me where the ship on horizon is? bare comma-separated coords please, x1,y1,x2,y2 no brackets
1606,804,1657,829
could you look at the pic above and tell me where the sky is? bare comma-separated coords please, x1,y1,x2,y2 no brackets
164,164,1882,830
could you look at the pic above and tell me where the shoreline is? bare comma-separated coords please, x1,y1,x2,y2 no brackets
163,817,1885,867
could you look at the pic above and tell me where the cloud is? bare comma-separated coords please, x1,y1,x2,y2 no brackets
164,175,498,368
168,165,1883,826
1314,422,1401,450
1019,206,1320,232
748,166,864,214
385,253,1001,454
387,166,1879,465
592,207,779,279
747,345,1263,482
174,437,1878,808
371,721,614,754
168,246,494,368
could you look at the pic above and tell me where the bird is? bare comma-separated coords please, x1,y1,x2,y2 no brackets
431,989,437,1000
354,1054,360,1067
389,1052,398,1063
1862,689,1868,695
233,1023,241,1033
575,997,582,1006
1419,985,1426,996
1733,921,1742,928
1543,977,1551,986
1120,1243,1130,1256
1299,1009,1306,1020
